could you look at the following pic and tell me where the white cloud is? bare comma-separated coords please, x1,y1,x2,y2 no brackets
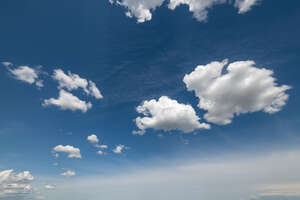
52,69,103,99
43,90,92,113
110,0,165,23
87,134,99,144
0,169,34,199
134,96,210,135
1,61,12,67
96,144,108,149
113,144,125,154
61,170,76,177
110,0,262,23
44,184,56,190
235,0,260,14
88,81,103,99
8,66,38,84
97,150,104,155
53,145,82,159
168,0,226,22
183,60,291,125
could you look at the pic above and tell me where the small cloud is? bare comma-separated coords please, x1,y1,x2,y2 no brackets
53,145,82,159
43,90,92,113
44,184,56,190
60,170,75,177
113,144,125,154
87,134,99,144
97,150,104,156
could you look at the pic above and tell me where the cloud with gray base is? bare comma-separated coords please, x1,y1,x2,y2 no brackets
110,0,261,23
134,96,210,135
183,59,291,125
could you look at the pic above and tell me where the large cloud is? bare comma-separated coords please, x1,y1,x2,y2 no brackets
133,96,210,135
183,60,291,125
0,169,34,199
53,69,103,99
53,145,82,159
110,0,262,23
43,90,92,113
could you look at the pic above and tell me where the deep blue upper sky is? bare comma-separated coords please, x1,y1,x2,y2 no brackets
0,0,300,199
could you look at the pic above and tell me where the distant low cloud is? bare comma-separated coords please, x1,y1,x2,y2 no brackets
4,62,44,88
0,169,34,199
113,144,125,154
97,150,104,155
133,96,210,135
183,60,291,125
110,0,262,23
53,69,103,99
53,145,82,159
43,90,92,113
61,170,76,177
44,184,56,190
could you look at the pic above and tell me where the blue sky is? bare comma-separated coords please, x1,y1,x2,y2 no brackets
1,0,300,199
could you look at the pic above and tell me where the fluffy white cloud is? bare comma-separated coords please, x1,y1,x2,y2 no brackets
87,134,99,144
97,150,104,155
183,60,291,125
0,169,34,199
7,65,44,88
110,0,262,23
235,0,260,14
61,170,76,177
52,69,103,99
110,0,165,23
53,145,82,159
113,144,125,154
1,61,12,67
168,0,226,21
43,90,92,113
134,96,210,135
44,184,56,190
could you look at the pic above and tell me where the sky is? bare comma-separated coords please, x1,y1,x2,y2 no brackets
0,0,300,199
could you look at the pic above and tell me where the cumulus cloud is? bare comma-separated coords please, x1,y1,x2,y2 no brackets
183,60,291,125
0,169,34,199
53,145,82,159
96,144,108,149
134,96,210,135
110,0,262,23
44,184,56,190
5,64,44,88
113,144,125,154
87,134,99,144
97,150,104,155
61,170,76,177
43,90,92,113
235,0,260,14
52,69,103,99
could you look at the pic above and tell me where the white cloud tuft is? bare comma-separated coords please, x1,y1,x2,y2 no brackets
113,144,125,154
44,184,56,190
168,0,226,22
235,0,260,14
87,134,99,144
52,69,103,99
110,0,262,23
0,169,34,198
43,90,92,113
183,60,291,125
96,144,108,149
53,145,82,159
97,150,104,155
134,96,210,135
8,66,38,84
61,170,76,177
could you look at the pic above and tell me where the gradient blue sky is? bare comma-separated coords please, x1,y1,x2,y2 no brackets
1,0,300,199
